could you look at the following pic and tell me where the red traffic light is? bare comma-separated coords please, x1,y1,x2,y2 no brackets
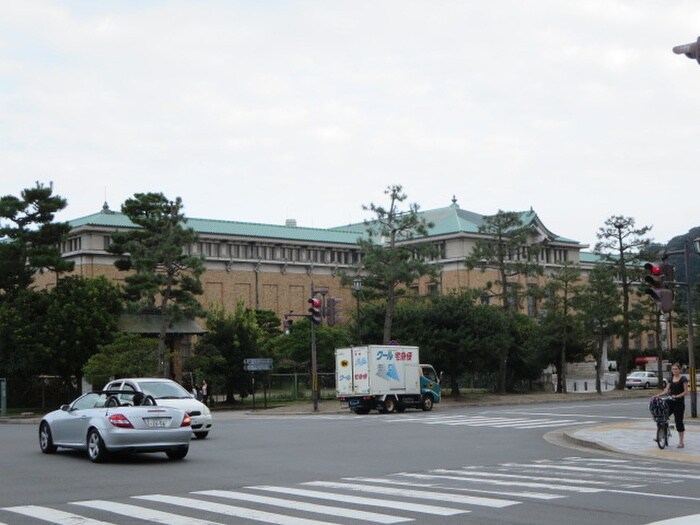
644,263,662,276
308,297,322,325
644,262,664,288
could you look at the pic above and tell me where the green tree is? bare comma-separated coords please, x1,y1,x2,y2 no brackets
573,265,621,393
464,210,543,392
594,215,652,389
0,182,74,299
0,290,50,378
345,185,439,344
542,262,582,393
272,317,350,372
43,276,123,394
195,303,264,403
108,193,204,376
83,333,159,387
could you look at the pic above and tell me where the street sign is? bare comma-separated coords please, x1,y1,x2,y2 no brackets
243,358,273,371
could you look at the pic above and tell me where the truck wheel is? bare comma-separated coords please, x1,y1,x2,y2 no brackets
421,395,434,412
382,397,397,414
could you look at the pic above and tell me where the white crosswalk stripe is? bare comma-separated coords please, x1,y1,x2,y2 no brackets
249,485,468,516
0,457,694,525
141,492,410,524
300,480,518,507
385,414,597,429
1,505,115,524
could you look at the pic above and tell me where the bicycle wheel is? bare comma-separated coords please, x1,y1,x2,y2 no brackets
656,424,668,449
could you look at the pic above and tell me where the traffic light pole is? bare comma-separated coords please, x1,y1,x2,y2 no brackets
663,243,697,418
310,322,318,412
309,287,327,413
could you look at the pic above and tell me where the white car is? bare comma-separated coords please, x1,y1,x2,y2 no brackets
625,371,659,389
104,378,213,439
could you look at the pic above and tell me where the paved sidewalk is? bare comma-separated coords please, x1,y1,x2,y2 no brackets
564,419,700,464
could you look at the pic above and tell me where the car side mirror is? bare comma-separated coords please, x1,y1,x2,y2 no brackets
60,404,69,411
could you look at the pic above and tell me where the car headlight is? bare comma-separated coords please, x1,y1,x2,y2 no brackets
202,405,211,416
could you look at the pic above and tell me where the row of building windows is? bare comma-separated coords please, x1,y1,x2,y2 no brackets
510,246,569,264
87,235,563,275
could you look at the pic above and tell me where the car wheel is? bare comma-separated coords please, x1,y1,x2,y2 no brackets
87,429,109,463
421,395,434,411
194,431,209,440
39,422,57,454
166,447,189,460
382,397,397,414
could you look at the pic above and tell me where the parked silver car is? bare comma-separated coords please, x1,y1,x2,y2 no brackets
625,371,659,389
39,390,192,463
104,378,213,439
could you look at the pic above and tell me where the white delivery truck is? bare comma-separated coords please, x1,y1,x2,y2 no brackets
335,345,441,414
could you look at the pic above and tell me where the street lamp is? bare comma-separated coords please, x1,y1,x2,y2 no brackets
353,277,362,344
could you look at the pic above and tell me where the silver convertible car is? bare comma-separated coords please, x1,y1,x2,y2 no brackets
39,390,192,463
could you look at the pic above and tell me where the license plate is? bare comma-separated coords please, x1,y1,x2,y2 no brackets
144,417,171,428
340,401,349,408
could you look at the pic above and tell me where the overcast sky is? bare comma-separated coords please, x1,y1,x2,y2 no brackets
2,1,699,249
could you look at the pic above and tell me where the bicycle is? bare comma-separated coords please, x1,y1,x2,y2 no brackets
649,396,673,449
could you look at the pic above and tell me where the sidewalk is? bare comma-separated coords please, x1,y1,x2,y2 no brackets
563,419,700,464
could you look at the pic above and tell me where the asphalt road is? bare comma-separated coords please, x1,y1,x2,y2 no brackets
1,397,699,525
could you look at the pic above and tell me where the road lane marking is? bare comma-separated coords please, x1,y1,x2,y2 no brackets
3,505,115,524
345,477,564,500
72,500,226,525
393,472,603,493
250,486,468,516
646,514,700,525
302,481,518,508
433,468,641,488
192,490,412,524
134,494,347,525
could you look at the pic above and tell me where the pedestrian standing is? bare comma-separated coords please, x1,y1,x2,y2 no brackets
655,363,689,448
201,379,208,405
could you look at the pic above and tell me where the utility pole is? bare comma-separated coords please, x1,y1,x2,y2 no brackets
661,242,696,418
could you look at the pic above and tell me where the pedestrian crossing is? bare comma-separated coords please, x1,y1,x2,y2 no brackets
1,457,698,525
385,413,598,429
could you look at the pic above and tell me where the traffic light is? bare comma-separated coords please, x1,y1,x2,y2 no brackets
308,297,322,325
644,262,664,289
644,262,673,313
673,37,700,65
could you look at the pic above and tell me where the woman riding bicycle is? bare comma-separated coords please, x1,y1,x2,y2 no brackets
653,363,689,448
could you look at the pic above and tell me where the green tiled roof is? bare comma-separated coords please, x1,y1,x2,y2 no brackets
70,210,364,245
332,203,581,245
69,201,583,247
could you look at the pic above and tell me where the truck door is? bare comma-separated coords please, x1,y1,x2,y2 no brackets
420,365,441,402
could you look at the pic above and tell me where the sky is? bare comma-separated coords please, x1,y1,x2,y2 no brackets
2,1,700,250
